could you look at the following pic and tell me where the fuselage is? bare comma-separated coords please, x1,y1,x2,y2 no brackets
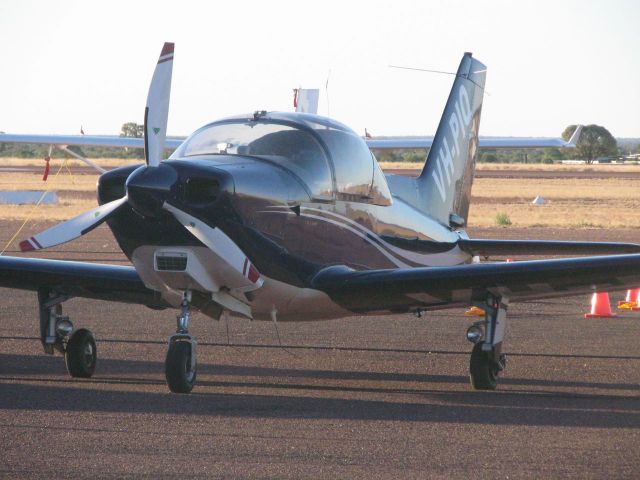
97,112,471,320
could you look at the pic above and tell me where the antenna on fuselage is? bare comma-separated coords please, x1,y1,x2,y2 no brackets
270,306,298,357
389,63,490,95
325,69,331,117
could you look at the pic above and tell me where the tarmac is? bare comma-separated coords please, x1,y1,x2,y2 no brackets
0,224,639,479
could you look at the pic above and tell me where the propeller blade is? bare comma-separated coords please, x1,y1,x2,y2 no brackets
19,196,128,252
144,42,174,167
163,202,263,289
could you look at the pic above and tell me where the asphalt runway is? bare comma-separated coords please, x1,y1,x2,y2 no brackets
1,226,639,478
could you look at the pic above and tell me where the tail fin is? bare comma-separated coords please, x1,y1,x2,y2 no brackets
417,52,486,228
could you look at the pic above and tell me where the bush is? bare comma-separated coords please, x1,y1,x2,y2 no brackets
495,212,512,226
481,152,498,163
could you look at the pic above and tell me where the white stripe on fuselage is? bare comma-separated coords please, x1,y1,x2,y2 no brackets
261,206,469,267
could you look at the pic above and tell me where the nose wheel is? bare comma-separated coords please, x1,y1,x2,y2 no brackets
165,337,197,393
165,291,197,393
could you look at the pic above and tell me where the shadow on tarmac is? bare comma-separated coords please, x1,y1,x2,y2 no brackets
1,353,638,429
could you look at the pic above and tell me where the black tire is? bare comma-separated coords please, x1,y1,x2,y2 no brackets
65,328,97,378
165,341,196,393
469,342,498,390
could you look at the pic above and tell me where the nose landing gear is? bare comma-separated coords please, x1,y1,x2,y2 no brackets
165,291,197,393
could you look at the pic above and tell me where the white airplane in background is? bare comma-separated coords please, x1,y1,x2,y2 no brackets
2,43,633,396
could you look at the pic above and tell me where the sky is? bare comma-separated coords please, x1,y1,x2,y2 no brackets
1,0,638,138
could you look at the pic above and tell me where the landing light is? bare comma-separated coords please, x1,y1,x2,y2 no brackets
56,318,74,337
466,324,484,344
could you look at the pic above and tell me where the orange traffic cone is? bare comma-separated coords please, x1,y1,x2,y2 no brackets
617,288,640,311
585,292,616,318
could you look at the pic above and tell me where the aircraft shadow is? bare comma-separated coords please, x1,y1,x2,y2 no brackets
0,353,639,429
1,353,637,392
0,380,638,429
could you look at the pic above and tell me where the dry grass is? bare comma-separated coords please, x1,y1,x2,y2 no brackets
0,197,99,221
0,171,98,192
0,168,100,221
379,161,422,170
469,177,640,228
1,156,142,168
1,163,640,228
475,163,640,172
378,161,640,173
473,177,640,201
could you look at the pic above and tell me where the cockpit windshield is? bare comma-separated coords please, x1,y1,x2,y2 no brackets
174,120,333,199
172,113,392,205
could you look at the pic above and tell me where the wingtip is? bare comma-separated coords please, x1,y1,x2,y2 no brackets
19,239,35,252
160,42,175,57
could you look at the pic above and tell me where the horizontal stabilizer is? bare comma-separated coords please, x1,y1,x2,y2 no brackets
458,239,640,257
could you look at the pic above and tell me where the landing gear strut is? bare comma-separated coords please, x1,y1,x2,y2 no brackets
466,294,508,390
38,287,97,378
165,290,197,393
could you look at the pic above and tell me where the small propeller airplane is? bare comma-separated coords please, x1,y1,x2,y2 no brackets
1,43,639,394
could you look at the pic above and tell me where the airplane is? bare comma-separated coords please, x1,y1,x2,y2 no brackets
1,42,639,394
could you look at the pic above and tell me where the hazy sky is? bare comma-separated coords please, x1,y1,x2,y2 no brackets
1,0,638,138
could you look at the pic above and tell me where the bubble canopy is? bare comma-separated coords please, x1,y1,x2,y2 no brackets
171,112,391,204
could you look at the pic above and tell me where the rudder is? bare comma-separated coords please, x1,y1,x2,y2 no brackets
417,53,486,228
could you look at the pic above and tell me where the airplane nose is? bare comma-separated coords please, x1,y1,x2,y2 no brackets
126,163,179,217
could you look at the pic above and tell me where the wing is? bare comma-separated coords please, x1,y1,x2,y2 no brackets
458,239,640,257
366,127,582,150
0,256,165,307
0,133,184,149
311,254,640,313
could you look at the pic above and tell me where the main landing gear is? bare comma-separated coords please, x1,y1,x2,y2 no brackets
165,290,197,393
465,294,508,390
38,288,97,378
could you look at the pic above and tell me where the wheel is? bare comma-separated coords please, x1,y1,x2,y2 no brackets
165,340,196,393
65,328,97,378
469,342,499,390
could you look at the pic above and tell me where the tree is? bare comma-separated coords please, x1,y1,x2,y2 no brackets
562,124,617,164
542,147,563,163
120,122,144,138
480,152,498,163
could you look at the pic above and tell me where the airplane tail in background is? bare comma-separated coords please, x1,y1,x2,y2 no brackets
417,53,486,228
294,88,320,114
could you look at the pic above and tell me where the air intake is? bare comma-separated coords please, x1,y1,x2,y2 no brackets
155,251,188,271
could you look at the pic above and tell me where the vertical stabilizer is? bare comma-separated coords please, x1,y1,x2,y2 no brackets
295,88,320,114
417,53,486,227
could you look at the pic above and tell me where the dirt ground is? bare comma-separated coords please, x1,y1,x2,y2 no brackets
0,223,639,479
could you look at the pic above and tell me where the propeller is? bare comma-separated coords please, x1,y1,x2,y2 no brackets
18,42,263,292
163,202,263,289
19,43,175,252
144,42,174,167
19,196,128,252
